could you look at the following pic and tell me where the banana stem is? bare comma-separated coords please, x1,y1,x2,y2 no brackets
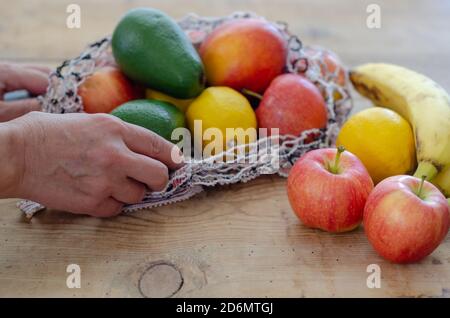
414,161,438,181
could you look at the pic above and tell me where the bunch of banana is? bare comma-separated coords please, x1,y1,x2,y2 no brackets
432,165,450,197
350,63,450,198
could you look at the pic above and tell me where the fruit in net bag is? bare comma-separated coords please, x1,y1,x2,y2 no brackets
112,8,205,99
78,67,139,113
111,99,185,142
186,87,257,152
200,19,287,94
145,89,193,113
301,46,347,100
255,73,328,137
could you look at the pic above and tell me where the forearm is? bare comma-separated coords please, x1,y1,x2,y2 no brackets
0,122,24,198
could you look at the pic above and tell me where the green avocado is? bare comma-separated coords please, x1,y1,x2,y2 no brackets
111,99,186,142
112,8,205,99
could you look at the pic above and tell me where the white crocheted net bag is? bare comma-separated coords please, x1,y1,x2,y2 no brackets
18,12,353,217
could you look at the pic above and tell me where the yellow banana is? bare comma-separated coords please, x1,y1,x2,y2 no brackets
432,165,450,197
350,63,450,181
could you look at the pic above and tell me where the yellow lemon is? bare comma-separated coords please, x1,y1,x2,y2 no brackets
145,89,193,113
186,87,257,152
336,107,416,184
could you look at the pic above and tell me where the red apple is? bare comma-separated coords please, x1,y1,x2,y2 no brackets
287,146,374,232
200,19,287,93
300,46,347,101
255,73,328,137
301,46,347,87
78,66,140,113
363,175,449,263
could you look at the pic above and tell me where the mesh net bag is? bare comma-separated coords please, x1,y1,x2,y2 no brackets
18,12,353,217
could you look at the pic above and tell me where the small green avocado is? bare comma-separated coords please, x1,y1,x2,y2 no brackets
111,99,186,142
112,8,205,99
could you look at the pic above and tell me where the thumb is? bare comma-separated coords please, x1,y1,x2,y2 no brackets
0,99,41,123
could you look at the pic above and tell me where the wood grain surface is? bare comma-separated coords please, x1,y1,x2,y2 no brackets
1,0,450,297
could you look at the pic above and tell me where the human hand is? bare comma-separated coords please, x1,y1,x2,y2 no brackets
0,62,50,122
3,111,183,217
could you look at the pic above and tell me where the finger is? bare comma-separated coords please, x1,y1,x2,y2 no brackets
92,197,124,218
123,153,169,192
7,62,52,75
0,99,41,122
122,122,184,170
22,64,52,75
0,64,49,97
111,177,146,204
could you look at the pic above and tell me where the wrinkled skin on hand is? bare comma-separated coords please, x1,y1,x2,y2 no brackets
4,111,183,217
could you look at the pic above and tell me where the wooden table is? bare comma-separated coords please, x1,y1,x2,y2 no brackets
1,0,449,297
